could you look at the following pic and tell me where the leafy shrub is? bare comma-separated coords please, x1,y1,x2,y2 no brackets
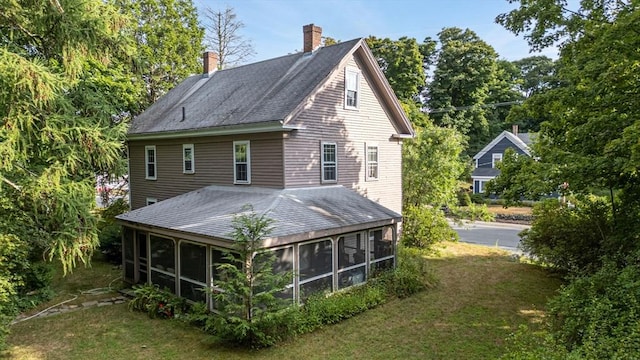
449,203,495,222
0,235,54,350
470,193,486,204
457,188,472,206
520,197,612,275
547,263,640,358
402,204,458,249
128,284,187,319
372,246,436,298
502,263,640,360
210,305,300,348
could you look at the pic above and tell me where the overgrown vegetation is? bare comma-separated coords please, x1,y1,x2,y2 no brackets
492,2,640,358
128,245,434,348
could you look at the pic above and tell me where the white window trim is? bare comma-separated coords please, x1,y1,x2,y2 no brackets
146,197,157,206
182,144,195,174
365,143,379,181
145,145,157,180
321,142,338,183
492,153,503,168
344,67,360,110
233,140,251,184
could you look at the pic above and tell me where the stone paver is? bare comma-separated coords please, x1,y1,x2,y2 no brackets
14,294,130,322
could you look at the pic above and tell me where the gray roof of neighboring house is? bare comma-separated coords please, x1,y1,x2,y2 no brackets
116,185,401,246
473,130,532,160
516,133,533,145
471,167,500,177
129,39,363,136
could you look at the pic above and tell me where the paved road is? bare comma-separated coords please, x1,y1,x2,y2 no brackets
449,220,530,253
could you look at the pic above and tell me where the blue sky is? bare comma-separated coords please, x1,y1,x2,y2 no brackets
193,0,559,63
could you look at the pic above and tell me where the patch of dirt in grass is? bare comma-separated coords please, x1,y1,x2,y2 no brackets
486,205,532,216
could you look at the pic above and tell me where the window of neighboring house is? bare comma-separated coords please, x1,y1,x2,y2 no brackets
345,68,359,109
183,144,194,174
145,145,157,180
492,153,503,168
366,144,379,181
233,141,251,184
146,198,157,206
321,142,337,183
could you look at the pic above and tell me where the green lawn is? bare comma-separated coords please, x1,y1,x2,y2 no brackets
4,243,562,360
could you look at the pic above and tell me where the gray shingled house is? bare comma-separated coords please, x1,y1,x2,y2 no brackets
116,24,414,306
471,125,532,194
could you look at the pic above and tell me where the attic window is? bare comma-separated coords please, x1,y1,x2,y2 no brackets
492,153,503,168
345,68,360,109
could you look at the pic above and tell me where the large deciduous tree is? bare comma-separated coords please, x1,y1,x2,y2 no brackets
366,36,428,102
496,1,640,213
424,27,500,155
202,6,254,69
114,0,204,106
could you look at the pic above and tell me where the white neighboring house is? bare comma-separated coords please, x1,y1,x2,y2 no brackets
471,126,532,194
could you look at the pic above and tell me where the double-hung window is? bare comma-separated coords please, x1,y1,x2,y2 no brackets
321,142,337,183
183,144,194,174
366,144,379,181
233,141,251,184
145,145,157,180
492,153,503,168
345,68,359,109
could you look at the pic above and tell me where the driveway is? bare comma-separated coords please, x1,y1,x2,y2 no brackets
449,220,530,253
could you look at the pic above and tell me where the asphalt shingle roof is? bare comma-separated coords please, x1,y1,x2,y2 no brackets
472,167,501,177
129,39,363,136
116,185,401,244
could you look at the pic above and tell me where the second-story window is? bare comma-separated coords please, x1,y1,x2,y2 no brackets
234,141,251,184
345,68,359,109
183,144,194,174
366,144,379,181
145,145,156,180
492,153,503,168
321,142,337,183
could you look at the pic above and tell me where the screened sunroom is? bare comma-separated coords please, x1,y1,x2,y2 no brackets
117,185,400,306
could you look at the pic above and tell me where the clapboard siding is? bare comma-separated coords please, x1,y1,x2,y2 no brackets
130,133,284,209
284,55,403,213
477,137,528,169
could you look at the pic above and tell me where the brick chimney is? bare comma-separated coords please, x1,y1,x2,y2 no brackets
203,51,218,74
512,124,519,136
303,24,322,53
